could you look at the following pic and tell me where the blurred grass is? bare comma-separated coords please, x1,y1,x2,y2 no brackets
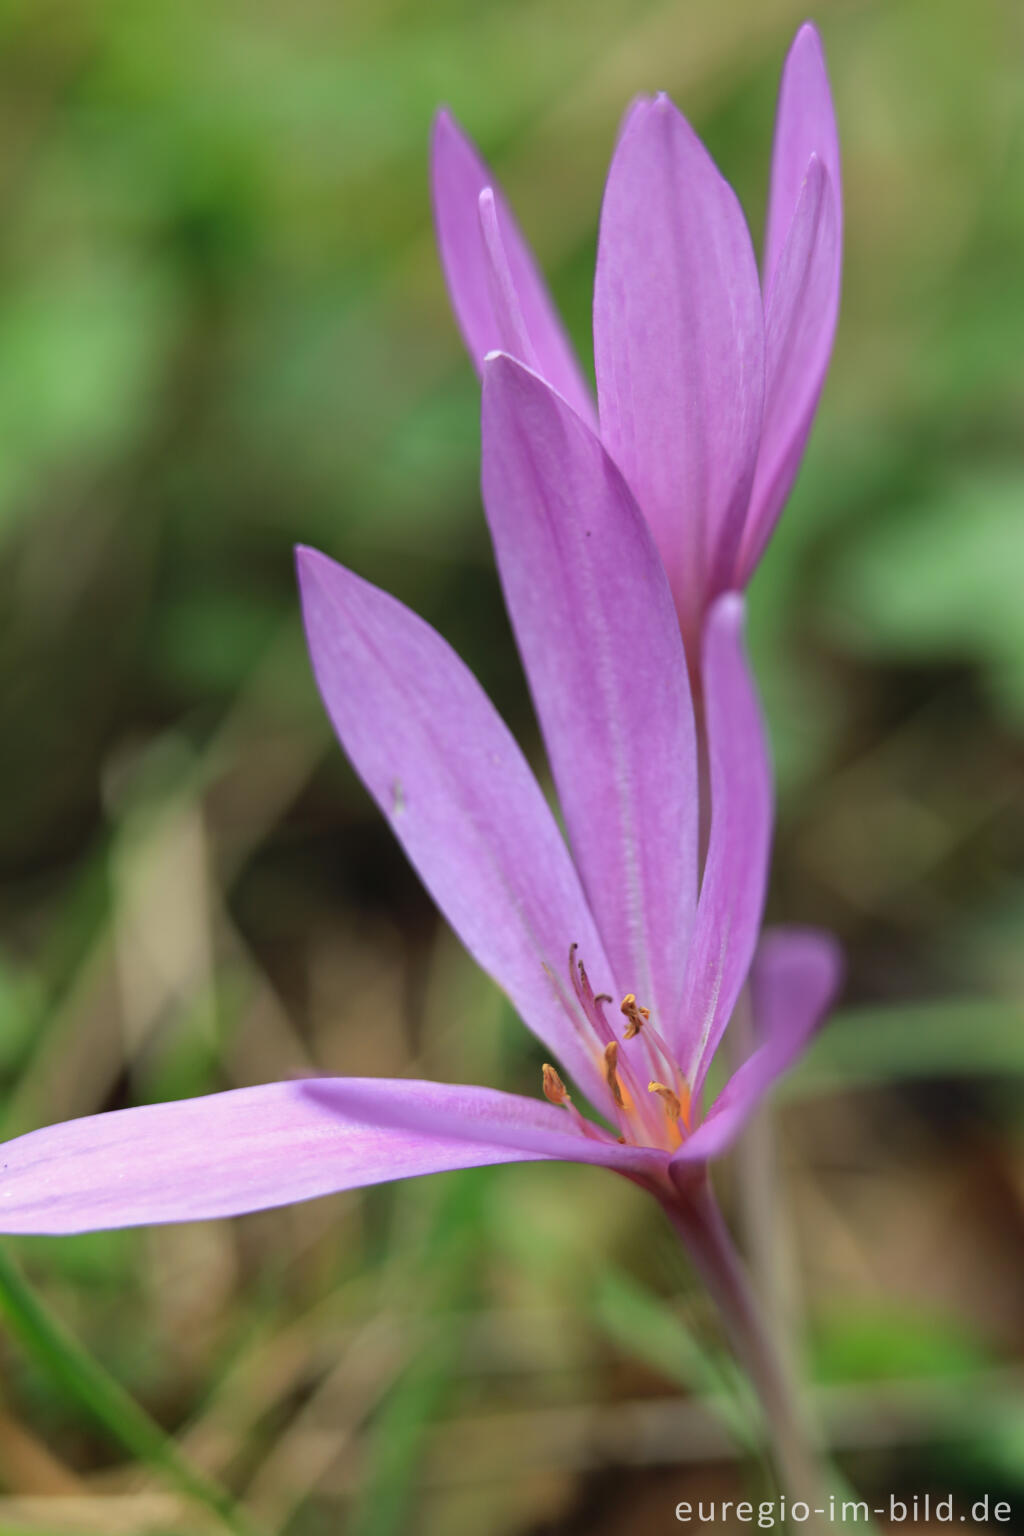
0,1248,259,1536
0,0,1022,1531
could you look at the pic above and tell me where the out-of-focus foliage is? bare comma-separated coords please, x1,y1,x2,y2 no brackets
0,0,1021,1531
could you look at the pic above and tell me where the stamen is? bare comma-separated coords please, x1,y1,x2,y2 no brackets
542,1063,570,1107
620,992,651,1040
603,1041,624,1107
648,1080,683,1123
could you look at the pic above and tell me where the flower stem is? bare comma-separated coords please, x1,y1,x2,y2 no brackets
661,1174,829,1518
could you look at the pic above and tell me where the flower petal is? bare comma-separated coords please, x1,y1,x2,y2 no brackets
763,22,841,293
481,354,697,1043
593,95,764,644
738,156,840,581
430,110,596,427
296,546,613,1109
0,1079,666,1234
673,927,842,1164
677,596,773,1087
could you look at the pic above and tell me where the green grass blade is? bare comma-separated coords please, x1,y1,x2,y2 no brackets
0,1246,262,1536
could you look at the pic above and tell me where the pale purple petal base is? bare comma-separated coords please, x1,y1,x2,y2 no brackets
0,1079,667,1235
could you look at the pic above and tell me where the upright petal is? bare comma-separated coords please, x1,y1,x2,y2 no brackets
481,354,697,1045
763,22,841,292
0,1079,666,1235
297,547,613,1108
738,157,840,581
673,927,842,1164
430,110,596,427
677,596,773,1089
593,95,765,644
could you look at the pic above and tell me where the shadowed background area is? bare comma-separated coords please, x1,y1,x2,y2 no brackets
0,0,1022,1531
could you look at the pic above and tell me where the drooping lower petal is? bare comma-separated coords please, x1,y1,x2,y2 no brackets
0,1079,667,1235
481,354,697,1040
430,110,596,428
593,94,764,644
763,22,841,294
672,927,842,1164
739,156,840,581
296,547,614,1109
677,596,773,1090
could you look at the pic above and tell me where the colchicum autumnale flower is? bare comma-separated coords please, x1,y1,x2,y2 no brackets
432,22,841,652
0,356,839,1232
0,20,843,1501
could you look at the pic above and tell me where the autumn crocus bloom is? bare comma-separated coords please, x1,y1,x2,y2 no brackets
0,356,837,1233
0,355,838,1498
432,23,841,650
0,36,844,1495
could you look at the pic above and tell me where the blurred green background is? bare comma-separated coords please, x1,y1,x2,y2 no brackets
0,0,1022,1531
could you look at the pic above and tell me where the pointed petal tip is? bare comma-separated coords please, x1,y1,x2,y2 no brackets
295,546,366,625
795,149,830,205
481,350,562,438
429,107,482,186
482,348,521,384
294,543,322,583
784,21,833,106
612,95,654,148
430,105,459,145
294,543,335,593
481,349,548,399
616,92,673,142
791,19,826,59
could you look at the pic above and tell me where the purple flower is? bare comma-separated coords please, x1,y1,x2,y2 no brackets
0,356,838,1235
432,23,841,650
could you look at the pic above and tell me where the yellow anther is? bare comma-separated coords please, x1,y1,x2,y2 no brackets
542,1063,570,1107
603,1041,624,1107
620,993,651,1039
648,1080,683,1122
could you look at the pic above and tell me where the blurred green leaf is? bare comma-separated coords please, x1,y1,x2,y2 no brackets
824,474,1024,727
788,999,1024,1096
0,263,180,539
813,1305,989,1386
